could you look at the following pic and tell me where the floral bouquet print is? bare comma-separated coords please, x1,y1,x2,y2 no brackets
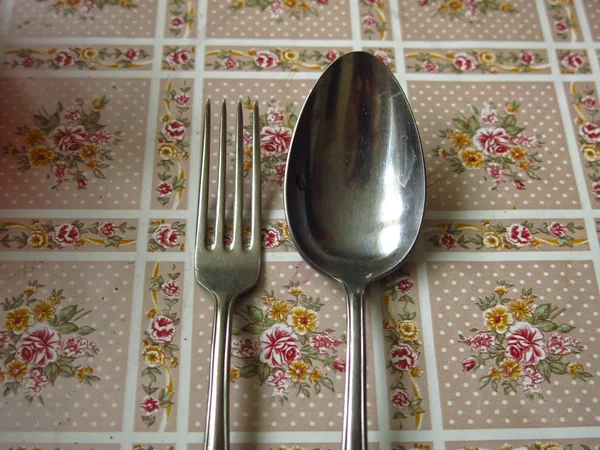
230,0,326,21
1,281,101,404
417,0,518,22
2,96,121,190
460,281,593,399
434,100,544,191
40,0,137,21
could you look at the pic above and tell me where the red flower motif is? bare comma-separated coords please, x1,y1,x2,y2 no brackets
90,130,113,145
548,222,567,238
174,92,191,107
161,280,181,298
580,96,598,110
390,343,418,371
519,51,535,65
76,177,88,189
324,50,339,63
462,356,477,372
463,332,496,353
0,331,9,349
52,163,70,182
512,178,525,190
171,16,185,29
262,226,283,249
156,181,174,197
440,232,457,249
21,56,36,68
51,125,88,153
254,50,279,69
99,221,118,238
593,182,600,197
29,367,49,387
275,162,286,186
512,132,537,148
124,48,139,61
506,322,547,366
362,15,377,28
222,57,239,70
452,53,478,72
149,315,176,344
53,50,78,68
258,324,301,368
309,332,343,355
17,326,62,368
51,223,81,246
422,60,439,72
522,367,544,394
332,358,346,372
166,49,192,68
266,105,285,124
547,333,580,355
374,50,391,66
505,223,533,247
392,389,411,407
64,107,83,124
580,122,600,143
267,370,290,394
163,119,187,142
561,52,585,71
60,336,95,358
395,278,414,293
260,125,292,154
141,396,160,416
473,127,511,155
232,337,259,358
153,224,180,248
486,162,504,181
554,21,568,33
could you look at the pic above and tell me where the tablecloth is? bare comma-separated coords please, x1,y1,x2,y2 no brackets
0,0,599,449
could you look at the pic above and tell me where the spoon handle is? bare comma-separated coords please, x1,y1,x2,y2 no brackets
342,285,368,450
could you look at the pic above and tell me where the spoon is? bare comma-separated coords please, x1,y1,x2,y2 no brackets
284,51,426,449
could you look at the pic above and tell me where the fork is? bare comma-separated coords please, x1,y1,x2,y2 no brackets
195,99,261,450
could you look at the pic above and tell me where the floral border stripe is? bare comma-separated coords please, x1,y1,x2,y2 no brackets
162,46,195,71
166,0,196,38
204,48,347,71
360,0,390,40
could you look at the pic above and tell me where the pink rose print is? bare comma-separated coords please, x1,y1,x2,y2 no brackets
260,125,292,154
362,15,377,28
90,130,113,145
513,178,526,190
156,181,174,197
267,370,290,394
505,223,534,247
309,332,343,355
275,162,286,186
554,21,568,33
486,162,504,181
166,49,191,68
262,226,283,249
392,389,411,408
463,332,496,353
266,105,285,125
51,223,81,246
98,221,118,238
462,356,477,372
332,358,346,372
60,336,96,358
506,322,547,365
520,51,535,65
53,50,78,68
581,96,598,110
390,342,418,371
232,337,259,358
440,232,457,249
452,53,478,72
174,92,191,107
141,396,160,416
82,0,98,15
52,163,70,183
161,280,181,298
0,331,10,349
548,222,567,238
254,50,279,69
473,127,511,155
480,105,499,127
51,125,88,153
29,367,49,387
374,50,391,66
593,182,600,197
153,224,181,248
418,0,429,5
512,132,537,148
580,122,600,143
259,323,301,368
267,1,284,18
223,57,239,70
422,60,439,72
76,177,88,190
64,107,83,124
243,129,253,146
561,52,585,71
149,315,176,344
365,0,383,4
22,56,36,68
547,333,580,355
522,367,544,394
171,16,185,29
124,48,140,61
395,278,414,293
325,50,340,63
163,120,187,142
17,326,62,368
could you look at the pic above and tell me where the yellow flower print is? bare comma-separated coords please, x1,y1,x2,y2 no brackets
243,146,253,170
508,297,533,321
146,308,159,319
267,299,291,322
24,128,47,147
287,360,309,382
283,0,297,7
489,367,501,381
415,445,430,450
500,2,515,12
410,366,423,378
279,221,291,239
494,284,508,295
5,306,34,334
7,360,28,381
157,142,178,160
281,49,299,63
92,98,105,111
80,144,100,160
286,306,318,335
501,445,513,450
519,161,532,170
483,305,514,333
28,146,55,167
80,47,98,61
397,320,419,341
0,370,4,382
568,362,585,377
477,51,496,65
309,367,322,384
231,366,240,382
448,0,464,11
48,295,62,306
142,344,165,368
24,286,37,295
582,144,600,162
482,232,504,250
76,365,94,381
27,231,49,249
32,300,56,322
509,146,527,162
451,132,471,149
170,356,179,368
288,286,303,296
458,148,484,170
540,443,563,450
499,358,522,380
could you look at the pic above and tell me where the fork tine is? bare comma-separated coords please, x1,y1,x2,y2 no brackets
251,100,261,250
196,100,211,252
214,100,227,248
232,100,244,248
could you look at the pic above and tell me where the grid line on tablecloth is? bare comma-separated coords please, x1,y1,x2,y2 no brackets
0,0,599,448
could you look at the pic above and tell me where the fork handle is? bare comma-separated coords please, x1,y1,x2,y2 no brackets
204,297,234,450
342,284,368,450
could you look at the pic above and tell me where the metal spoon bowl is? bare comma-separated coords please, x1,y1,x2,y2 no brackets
284,51,426,449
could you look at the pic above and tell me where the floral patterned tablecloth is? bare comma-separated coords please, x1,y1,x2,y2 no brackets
0,0,599,449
